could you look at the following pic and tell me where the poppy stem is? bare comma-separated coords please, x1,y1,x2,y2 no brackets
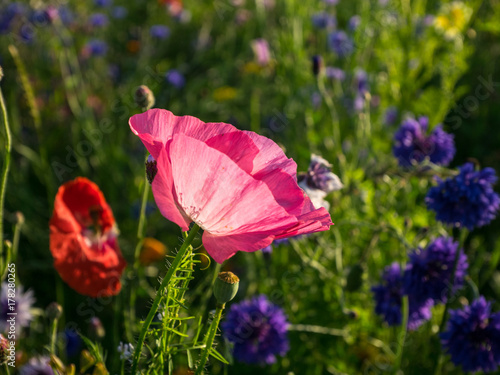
195,303,225,375
130,223,201,374
0,81,11,260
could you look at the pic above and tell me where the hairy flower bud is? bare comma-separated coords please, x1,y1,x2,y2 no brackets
145,155,158,184
0,66,3,82
134,85,155,111
89,317,105,340
46,302,63,321
312,55,322,76
213,271,239,304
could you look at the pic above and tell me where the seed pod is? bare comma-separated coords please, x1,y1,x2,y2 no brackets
213,271,239,304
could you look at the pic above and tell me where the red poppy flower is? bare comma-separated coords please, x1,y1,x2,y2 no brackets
49,178,126,297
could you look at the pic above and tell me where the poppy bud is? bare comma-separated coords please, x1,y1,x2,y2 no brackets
134,85,155,111
145,155,158,184
312,55,322,76
46,302,63,321
213,271,239,304
15,211,25,225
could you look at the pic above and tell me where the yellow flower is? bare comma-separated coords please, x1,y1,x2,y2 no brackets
434,2,472,39
213,86,238,102
139,238,167,265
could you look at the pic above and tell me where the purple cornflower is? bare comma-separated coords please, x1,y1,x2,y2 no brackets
111,6,127,19
384,106,398,126
150,25,170,40
441,297,500,373
298,154,342,210
19,357,54,375
222,295,289,364
165,69,185,89
94,0,113,7
426,163,500,230
372,263,432,330
349,15,361,31
311,12,336,29
299,154,343,193
325,67,345,81
58,6,74,26
261,245,273,254
0,282,35,333
251,38,271,66
83,39,108,57
354,69,369,94
328,31,354,57
323,0,339,4
404,237,468,305
89,13,108,28
393,116,455,167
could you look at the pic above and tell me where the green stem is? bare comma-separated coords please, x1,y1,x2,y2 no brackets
130,224,201,374
49,318,59,355
393,295,409,373
128,177,150,341
4,363,10,375
0,82,11,259
195,303,225,375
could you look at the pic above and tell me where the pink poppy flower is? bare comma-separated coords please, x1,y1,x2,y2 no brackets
129,109,333,263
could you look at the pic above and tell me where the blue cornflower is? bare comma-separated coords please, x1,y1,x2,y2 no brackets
0,282,35,333
222,295,289,364
354,69,369,94
84,39,108,57
311,12,336,29
325,67,345,81
426,163,500,230
404,237,468,305
94,0,113,7
261,245,273,254
393,116,455,167
328,31,354,57
65,329,82,357
384,106,398,126
165,69,185,89
441,297,500,373
372,263,432,330
89,13,108,28
349,15,361,31
150,25,170,40
111,6,127,19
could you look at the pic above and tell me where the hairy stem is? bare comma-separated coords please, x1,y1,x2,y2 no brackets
130,224,201,374
195,303,225,375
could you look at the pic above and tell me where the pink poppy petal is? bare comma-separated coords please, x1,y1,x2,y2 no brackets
275,207,333,239
129,109,236,159
205,131,260,174
202,231,275,263
168,133,297,235
243,130,297,177
255,168,307,216
152,147,192,231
